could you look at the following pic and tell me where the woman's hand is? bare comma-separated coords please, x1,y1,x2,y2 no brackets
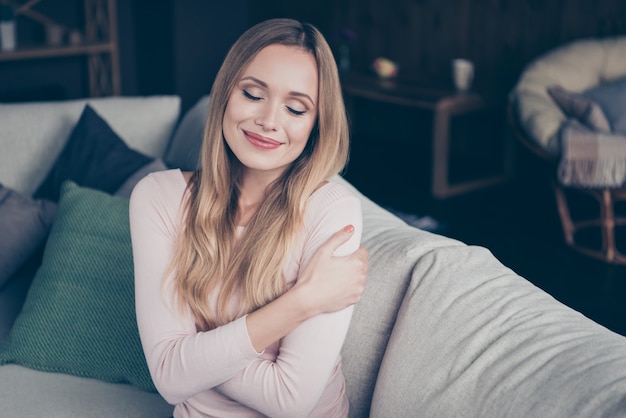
293,225,368,317
247,225,367,352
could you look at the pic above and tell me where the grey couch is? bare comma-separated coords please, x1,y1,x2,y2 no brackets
1,95,626,418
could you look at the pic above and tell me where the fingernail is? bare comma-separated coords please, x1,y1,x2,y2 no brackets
344,225,354,233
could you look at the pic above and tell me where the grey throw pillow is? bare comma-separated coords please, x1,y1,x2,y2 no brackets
583,75,626,135
165,95,211,171
0,185,57,287
547,85,612,133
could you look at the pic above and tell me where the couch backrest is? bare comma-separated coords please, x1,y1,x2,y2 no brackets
164,95,210,171
0,96,181,197
331,176,461,417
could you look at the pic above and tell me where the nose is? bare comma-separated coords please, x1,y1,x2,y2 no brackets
255,101,280,132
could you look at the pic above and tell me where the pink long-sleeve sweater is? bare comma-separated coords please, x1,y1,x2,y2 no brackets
129,169,362,418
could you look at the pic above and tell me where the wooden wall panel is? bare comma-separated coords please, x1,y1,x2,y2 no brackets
248,0,626,100
464,0,626,96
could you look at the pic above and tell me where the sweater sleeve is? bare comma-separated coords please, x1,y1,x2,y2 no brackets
214,184,363,417
129,172,261,405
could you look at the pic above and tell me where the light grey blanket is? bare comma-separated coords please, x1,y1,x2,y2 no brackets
558,119,626,188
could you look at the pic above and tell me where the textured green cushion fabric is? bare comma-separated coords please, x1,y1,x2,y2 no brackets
0,181,155,392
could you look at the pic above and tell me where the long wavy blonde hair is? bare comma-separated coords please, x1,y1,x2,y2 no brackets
170,19,350,331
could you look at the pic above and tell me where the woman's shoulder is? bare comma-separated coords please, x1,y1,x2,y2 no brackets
129,169,190,233
133,169,187,194
308,179,358,207
130,169,189,210
299,179,362,253
304,179,361,223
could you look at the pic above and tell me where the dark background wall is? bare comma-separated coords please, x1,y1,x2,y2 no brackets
0,0,250,112
129,0,249,112
2,0,625,112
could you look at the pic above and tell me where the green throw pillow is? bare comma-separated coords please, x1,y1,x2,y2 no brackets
0,181,155,392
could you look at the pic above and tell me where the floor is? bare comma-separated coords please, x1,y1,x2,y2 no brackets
344,126,626,338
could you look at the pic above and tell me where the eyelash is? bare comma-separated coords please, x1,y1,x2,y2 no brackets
242,89,306,116
242,89,261,101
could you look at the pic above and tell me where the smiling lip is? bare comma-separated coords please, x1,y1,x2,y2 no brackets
243,130,283,150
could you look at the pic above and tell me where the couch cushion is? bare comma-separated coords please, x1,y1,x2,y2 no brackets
0,181,155,392
0,185,56,287
371,244,626,417
547,85,612,132
0,252,40,345
165,94,210,170
331,176,461,418
548,76,626,137
34,105,153,202
0,95,180,197
582,75,626,134
0,365,173,418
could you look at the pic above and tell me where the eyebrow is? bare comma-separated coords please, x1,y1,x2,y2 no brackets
240,76,316,107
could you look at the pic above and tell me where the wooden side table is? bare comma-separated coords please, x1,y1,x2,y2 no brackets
341,73,512,198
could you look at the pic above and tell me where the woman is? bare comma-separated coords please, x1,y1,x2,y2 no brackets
130,18,367,417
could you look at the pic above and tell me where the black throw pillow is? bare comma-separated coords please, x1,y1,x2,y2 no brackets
34,105,152,202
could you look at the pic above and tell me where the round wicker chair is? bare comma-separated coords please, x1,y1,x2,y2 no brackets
509,36,626,265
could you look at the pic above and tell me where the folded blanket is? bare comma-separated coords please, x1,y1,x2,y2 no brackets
558,119,626,188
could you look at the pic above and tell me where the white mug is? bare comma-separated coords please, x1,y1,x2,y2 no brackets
0,20,17,52
46,24,64,46
452,58,474,92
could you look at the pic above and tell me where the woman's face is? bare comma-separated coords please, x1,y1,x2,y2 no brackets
222,44,319,180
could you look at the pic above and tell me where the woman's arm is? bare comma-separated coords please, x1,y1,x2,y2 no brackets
130,174,259,404
130,173,366,406
215,187,364,417
246,225,367,352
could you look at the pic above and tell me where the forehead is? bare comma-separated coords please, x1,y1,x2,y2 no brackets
241,44,319,98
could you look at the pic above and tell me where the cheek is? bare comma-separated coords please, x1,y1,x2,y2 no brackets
223,99,234,125
224,92,242,114
290,119,316,145
224,92,249,121
222,98,242,137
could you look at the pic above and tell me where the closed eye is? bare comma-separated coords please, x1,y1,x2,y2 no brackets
243,89,261,101
287,107,306,116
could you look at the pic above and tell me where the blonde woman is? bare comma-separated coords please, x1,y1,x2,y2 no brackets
130,18,367,417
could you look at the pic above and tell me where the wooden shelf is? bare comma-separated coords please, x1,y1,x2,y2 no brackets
0,42,114,61
0,0,120,97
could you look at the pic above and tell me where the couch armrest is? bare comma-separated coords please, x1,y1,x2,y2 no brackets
371,244,626,417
